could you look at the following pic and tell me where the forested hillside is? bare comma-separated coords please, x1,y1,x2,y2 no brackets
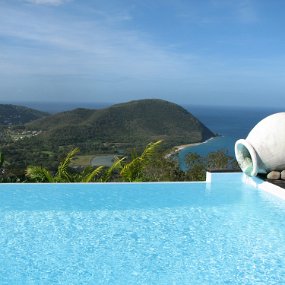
1,99,216,177
0,104,48,125
27,99,214,146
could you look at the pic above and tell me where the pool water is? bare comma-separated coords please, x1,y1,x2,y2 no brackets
0,174,285,284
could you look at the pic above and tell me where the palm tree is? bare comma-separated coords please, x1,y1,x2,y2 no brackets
26,141,163,183
100,156,125,182
26,148,105,183
120,140,162,182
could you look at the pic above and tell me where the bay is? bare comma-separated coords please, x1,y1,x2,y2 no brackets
179,105,283,171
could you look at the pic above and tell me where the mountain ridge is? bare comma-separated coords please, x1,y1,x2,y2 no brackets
26,99,215,146
1,99,215,173
0,104,48,125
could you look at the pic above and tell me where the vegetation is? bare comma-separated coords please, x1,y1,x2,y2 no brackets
0,152,4,169
0,101,239,183
184,149,239,181
26,100,214,147
120,140,163,182
25,142,169,182
0,151,26,182
26,148,115,183
0,99,216,175
0,104,48,125
23,142,239,183
26,147,124,183
185,153,207,181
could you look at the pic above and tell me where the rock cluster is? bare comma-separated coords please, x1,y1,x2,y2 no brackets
267,170,285,180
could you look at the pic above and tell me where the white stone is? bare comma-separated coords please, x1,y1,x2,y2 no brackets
267,171,281,180
235,112,285,176
281,170,285,180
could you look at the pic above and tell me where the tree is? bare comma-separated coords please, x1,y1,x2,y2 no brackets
184,149,239,181
120,140,163,182
185,153,206,181
206,149,239,170
100,156,125,182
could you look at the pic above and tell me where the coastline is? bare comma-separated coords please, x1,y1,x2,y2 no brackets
175,137,216,151
165,137,216,158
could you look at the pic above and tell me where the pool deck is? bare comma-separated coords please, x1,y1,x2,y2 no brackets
207,169,285,189
268,180,285,189
207,171,285,201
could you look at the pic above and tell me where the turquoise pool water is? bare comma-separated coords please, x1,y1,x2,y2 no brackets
1,174,285,284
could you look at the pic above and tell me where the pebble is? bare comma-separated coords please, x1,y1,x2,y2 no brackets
281,170,285,180
267,171,281,180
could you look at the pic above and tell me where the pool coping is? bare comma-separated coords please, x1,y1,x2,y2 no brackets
0,181,208,185
243,175,285,200
206,171,285,201
1,172,285,201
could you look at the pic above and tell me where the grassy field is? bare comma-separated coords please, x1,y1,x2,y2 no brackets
71,154,116,167
90,155,116,167
71,155,94,167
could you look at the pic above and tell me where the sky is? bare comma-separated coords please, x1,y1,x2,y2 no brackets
0,0,285,107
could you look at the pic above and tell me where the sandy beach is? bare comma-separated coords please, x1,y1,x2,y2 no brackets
175,137,215,151
165,137,215,158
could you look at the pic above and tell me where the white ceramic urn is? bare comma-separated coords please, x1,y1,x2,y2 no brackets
235,112,285,176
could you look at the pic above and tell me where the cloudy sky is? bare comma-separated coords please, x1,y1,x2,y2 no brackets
0,0,285,107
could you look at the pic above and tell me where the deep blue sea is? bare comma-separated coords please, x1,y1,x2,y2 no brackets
180,105,284,170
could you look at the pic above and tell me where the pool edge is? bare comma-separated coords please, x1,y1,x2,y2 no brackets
207,171,285,201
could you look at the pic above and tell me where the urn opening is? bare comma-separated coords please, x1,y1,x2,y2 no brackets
235,139,258,176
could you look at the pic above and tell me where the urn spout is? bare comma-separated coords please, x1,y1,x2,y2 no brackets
235,139,260,176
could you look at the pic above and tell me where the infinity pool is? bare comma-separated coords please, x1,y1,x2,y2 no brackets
0,173,285,284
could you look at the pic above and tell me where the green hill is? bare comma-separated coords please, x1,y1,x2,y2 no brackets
2,99,215,173
27,99,215,146
0,104,48,125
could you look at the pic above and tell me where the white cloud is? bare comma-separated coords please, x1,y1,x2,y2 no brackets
0,2,206,103
0,0,283,106
25,0,69,6
0,3,198,81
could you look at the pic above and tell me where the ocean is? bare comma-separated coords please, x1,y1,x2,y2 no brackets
180,105,284,170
